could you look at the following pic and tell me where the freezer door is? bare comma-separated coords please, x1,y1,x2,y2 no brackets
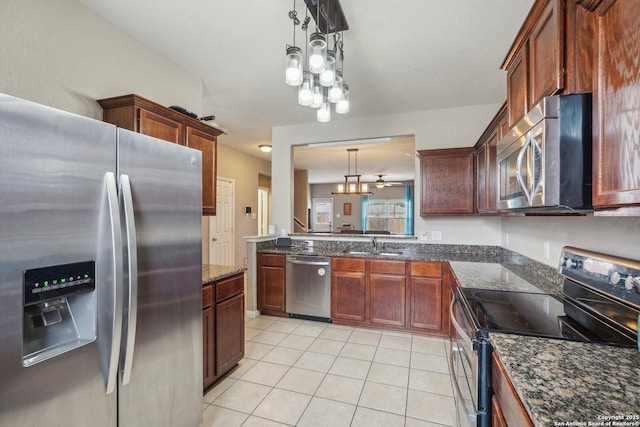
117,129,203,427
0,94,118,426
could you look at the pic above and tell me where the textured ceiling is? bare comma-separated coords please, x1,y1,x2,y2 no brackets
79,0,534,180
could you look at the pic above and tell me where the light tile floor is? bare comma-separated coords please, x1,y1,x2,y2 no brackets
201,315,456,427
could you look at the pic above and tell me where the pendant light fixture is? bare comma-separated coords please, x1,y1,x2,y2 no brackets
285,0,349,122
332,149,373,195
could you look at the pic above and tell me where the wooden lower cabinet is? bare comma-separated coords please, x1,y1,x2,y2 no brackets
216,293,244,374
203,273,245,390
257,253,287,317
330,257,448,336
491,353,534,426
202,302,215,388
331,258,366,322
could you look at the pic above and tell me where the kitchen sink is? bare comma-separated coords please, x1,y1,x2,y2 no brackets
342,250,402,257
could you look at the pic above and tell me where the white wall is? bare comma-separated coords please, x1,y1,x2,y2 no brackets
0,0,203,119
503,216,640,266
272,104,503,245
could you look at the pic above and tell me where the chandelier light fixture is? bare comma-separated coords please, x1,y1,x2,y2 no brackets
332,149,373,196
286,0,349,123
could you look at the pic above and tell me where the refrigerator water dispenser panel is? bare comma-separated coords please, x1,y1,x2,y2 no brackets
22,261,97,367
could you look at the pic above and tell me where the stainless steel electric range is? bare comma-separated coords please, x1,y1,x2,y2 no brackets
450,246,640,427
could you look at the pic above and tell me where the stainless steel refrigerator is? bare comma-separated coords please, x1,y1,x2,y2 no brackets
0,93,203,427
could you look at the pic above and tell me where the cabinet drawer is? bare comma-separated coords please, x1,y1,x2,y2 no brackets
410,262,442,278
369,259,406,275
216,274,244,302
332,257,366,272
202,285,213,309
260,253,285,268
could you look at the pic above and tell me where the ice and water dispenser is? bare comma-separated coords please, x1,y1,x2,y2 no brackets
22,261,97,366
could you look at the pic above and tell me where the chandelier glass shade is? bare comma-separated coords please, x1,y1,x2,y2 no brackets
285,46,303,86
319,50,336,87
335,83,349,113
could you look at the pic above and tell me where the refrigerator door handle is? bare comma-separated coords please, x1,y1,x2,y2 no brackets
105,172,124,395
120,174,138,386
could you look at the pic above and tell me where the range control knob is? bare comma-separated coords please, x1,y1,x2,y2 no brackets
625,276,640,292
610,271,621,285
564,258,575,268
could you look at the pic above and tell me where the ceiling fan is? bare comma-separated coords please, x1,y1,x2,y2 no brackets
375,175,402,188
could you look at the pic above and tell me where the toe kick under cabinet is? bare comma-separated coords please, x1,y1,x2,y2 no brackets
202,272,245,390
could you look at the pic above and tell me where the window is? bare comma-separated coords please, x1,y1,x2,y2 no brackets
366,199,406,234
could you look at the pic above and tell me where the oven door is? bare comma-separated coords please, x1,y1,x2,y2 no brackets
497,121,545,210
449,297,479,427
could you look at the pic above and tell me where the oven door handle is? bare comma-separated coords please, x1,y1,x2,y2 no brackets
450,297,475,351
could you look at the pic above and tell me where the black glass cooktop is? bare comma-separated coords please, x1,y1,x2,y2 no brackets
460,288,636,346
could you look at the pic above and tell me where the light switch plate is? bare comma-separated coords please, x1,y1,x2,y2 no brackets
431,231,442,241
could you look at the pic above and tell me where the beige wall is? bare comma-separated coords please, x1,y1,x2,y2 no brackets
204,144,271,267
0,0,203,119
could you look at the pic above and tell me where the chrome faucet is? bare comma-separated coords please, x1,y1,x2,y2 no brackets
372,236,378,251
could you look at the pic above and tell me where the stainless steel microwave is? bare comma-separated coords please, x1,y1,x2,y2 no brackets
496,93,592,212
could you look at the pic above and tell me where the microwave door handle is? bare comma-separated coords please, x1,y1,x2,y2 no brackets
531,138,543,196
516,135,532,205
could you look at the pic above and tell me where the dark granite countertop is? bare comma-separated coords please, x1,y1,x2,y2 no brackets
258,241,562,294
256,240,637,423
202,264,246,285
491,333,640,426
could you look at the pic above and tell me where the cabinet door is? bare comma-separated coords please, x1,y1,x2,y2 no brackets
138,108,184,145
409,277,443,332
593,0,640,209
216,293,245,375
476,143,487,214
528,0,563,108
369,274,406,327
186,127,217,215
202,306,215,389
257,265,286,316
331,270,366,322
507,47,528,128
492,396,508,427
419,148,475,215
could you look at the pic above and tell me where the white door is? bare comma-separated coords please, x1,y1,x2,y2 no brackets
209,177,235,266
312,198,333,232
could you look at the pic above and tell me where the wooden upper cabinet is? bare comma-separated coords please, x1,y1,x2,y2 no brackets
186,128,217,215
502,0,564,127
418,148,475,215
591,0,640,211
97,94,223,216
138,108,184,145
506,48,529,127
475,103,506,215
528,0,563,108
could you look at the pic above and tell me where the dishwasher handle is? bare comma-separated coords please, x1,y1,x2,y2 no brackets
287,259,330,266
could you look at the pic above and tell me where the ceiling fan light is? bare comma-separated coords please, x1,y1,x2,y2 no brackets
376,174,385,188
308,33,327,74
285,46,303,86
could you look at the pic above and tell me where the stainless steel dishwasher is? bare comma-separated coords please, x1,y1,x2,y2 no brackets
286,255,331,322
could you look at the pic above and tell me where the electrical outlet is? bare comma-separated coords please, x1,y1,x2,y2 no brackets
420,231,428,241
544,242,550,259
431,231,442,241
